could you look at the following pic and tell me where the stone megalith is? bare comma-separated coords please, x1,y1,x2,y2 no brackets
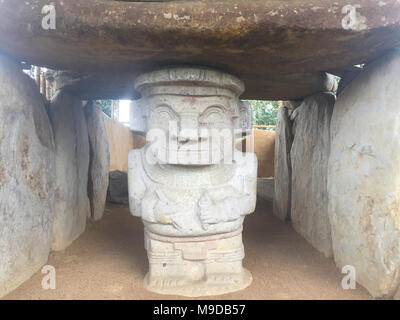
290,93,335,258
0,55,55,297
273,107,292,221
328,49,400,298
107,170,129,205
84,102,110,221
49,91,90,251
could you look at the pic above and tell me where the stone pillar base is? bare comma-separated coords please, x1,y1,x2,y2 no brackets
143,228,252,297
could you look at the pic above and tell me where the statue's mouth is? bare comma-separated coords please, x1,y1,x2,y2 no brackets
150,146,225,166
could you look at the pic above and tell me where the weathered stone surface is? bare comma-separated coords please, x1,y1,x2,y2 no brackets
394,288,400,300
1,0,400,100
328,48,400,298
85,102,110,221
257,178,275,203
290,93,335,258
283,100,303,110
104,116,135,172
46,69,336,101
128,67,257,296
273,107,292,222
47,70,139,101
107,170,129,205
0,55,55,297
335,65,363,96
49,91,90,251
240,129,275,178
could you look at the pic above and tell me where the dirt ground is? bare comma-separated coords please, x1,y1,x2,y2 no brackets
4,199,371,300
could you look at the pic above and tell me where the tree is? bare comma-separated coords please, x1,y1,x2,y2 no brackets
96,100,113,118
247,100,279,126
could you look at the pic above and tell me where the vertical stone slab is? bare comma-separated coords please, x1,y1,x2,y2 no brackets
290,93,335,258
0,55,55,297
328,49,400,298
273,107,292,221
107,170,129,205
85,102,110,221
49,91,90,251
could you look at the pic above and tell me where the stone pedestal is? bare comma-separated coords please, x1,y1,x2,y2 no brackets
128,67,257,297
144,228,252,297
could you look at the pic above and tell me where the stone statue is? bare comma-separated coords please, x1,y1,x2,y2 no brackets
128,67,257,296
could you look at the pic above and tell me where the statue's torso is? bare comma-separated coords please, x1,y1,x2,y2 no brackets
129,148,256,237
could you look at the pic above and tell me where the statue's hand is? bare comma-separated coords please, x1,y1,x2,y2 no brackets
154,191,182,229
198,203,219,230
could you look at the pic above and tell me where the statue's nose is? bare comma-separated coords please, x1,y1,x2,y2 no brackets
178,117,198,142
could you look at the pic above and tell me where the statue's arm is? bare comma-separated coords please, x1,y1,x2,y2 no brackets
128,149,147,218
128,151,183,226
222,152,257,220
198,153,258,226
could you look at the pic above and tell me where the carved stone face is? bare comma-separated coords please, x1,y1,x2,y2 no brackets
142,94,251,165
132,67,251,165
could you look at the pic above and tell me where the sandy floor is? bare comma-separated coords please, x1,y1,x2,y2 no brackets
4,199,371,300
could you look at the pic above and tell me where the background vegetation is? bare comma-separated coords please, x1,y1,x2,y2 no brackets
248,100,279,126
96,100,113,118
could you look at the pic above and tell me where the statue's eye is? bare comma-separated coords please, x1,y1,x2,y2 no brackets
200,106,227,126
205,111,223,122
158,110,172,121
151,105,177,127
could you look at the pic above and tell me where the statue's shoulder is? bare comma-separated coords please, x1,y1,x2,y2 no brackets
128,148,144,166
128,148,144,162
234,150,257,168
128,148,159,186
128,148,146,178
128,148,148,201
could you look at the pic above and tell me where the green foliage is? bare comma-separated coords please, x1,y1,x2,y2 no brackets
27,65,35,78
96,100,113,118
247,100,279,126
334,76,341,95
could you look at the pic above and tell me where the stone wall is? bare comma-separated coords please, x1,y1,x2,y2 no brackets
239,129,275,178
0,55,56,297
271,48,400,298
103,115,145,205
273,93,335,258
273,107,293,222
85,103,110,221
104,116,145,172
257,178,275,202
49,91,90,251
290,93,335,258
0,56,115,297
328,49,400,298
